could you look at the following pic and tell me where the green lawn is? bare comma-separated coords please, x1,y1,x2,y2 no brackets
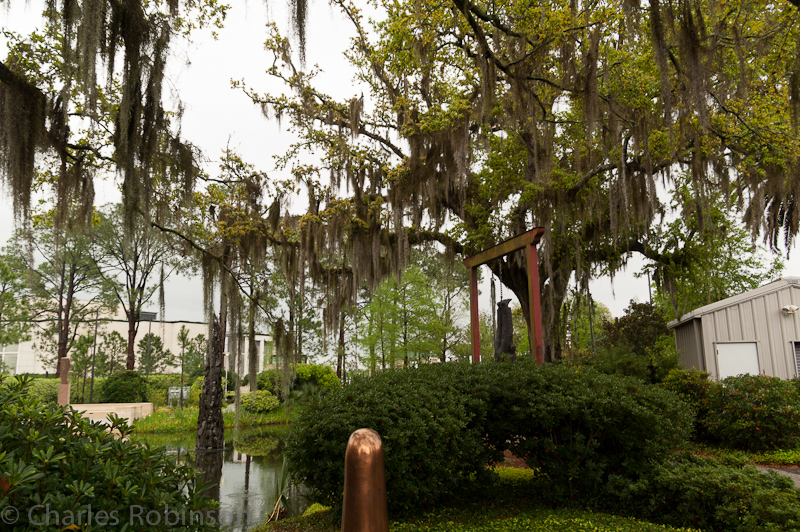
131,404,295,433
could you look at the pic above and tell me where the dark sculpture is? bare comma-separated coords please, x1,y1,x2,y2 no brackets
494,299,516,362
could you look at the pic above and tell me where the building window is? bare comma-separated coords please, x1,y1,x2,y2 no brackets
794,342,800,378
0,344,19,375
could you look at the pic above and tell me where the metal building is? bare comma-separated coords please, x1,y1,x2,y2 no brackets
667,278,800,380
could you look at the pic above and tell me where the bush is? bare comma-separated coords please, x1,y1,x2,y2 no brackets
188,374,226,406
241,390,280,413
0,376,217,531
145,373,183,407
23,377,58,403
703,374,800,451
295,363,340,390
257,364,340,400
98,371,148,403
662,368,714,438
287,361,691,515
612,453,800,532
486,363,691,503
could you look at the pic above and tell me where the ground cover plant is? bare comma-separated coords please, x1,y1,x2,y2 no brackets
287,361,692,515
253,468,704,532
0,376,217,531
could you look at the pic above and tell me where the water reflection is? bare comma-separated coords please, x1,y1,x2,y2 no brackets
134,427,308,531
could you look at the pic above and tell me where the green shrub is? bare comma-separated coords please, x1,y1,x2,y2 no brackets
98,371,148,403
295,363,340,390
145,373,183,407
612,453,800,532
257,369,279,394
241,390,280,413
287,361,691,515
662,368,714,438
23,377,58,403
0,376,217,530
486,363,691,503
704,374,800,451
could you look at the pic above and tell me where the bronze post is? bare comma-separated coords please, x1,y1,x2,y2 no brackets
341,428,389,532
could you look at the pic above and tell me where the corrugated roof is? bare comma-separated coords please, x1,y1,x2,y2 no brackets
667,277,800,329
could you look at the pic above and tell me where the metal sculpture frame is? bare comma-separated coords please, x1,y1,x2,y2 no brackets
463,228,545,364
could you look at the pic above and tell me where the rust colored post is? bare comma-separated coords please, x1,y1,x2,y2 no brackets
525,243,544,364
469,266,480,363
57,358,71,406
341,428,389,532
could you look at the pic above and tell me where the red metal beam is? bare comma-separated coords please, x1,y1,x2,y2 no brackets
462,228,545,364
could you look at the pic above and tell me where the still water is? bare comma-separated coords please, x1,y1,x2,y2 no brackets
134,426,309,531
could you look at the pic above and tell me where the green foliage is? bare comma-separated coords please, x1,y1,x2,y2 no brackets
23,377,58,403
131,406,291,433
287,361,691,515
295,363,340,390
613,453,800,532
256,364,339,401
0,376,217,531
588,301,678,383
703,374,800,451
0,254,31,347
662,368,713,437
145,373,183,408
359,255,467,368
98,370,149,403
241,390,280,413
647,175,784,320
137,333,176,375
257,369,279,395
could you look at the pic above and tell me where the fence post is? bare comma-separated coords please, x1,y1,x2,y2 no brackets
341,428,389,532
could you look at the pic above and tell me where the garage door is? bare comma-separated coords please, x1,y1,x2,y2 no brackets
715,342,760,380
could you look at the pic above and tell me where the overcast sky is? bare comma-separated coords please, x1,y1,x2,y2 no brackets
1,1,795,323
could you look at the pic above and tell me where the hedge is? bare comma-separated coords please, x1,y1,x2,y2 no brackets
286,361,691,515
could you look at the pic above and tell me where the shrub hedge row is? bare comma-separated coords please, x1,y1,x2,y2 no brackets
663,369,800,451
286,361,692,515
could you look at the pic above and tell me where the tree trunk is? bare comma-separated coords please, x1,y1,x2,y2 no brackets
248,291,258,392
196,317,225,451
125,310,138,370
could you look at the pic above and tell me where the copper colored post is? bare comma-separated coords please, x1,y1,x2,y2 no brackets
341,428,389,532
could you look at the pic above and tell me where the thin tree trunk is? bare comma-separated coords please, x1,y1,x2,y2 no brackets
248,289,258,392
196,317,225,451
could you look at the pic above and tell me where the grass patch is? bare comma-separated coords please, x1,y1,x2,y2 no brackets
253,468,699,532
697,444,800,468
254,504,702,532
132,405,296,433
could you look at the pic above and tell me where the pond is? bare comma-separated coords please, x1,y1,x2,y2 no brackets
133,426,309,531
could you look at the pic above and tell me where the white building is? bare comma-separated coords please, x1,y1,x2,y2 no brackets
1,304,273,376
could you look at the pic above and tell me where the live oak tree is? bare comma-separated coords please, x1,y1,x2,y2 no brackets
242,0,800,359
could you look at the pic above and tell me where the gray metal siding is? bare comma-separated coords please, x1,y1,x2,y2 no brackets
696,285,800,380
674,319,704,370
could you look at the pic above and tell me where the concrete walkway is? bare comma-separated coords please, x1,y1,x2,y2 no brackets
755,466,800,488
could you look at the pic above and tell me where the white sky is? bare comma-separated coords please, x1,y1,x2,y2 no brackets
1,1,796,322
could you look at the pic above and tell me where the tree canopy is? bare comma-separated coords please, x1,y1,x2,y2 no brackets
2,0,798,365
